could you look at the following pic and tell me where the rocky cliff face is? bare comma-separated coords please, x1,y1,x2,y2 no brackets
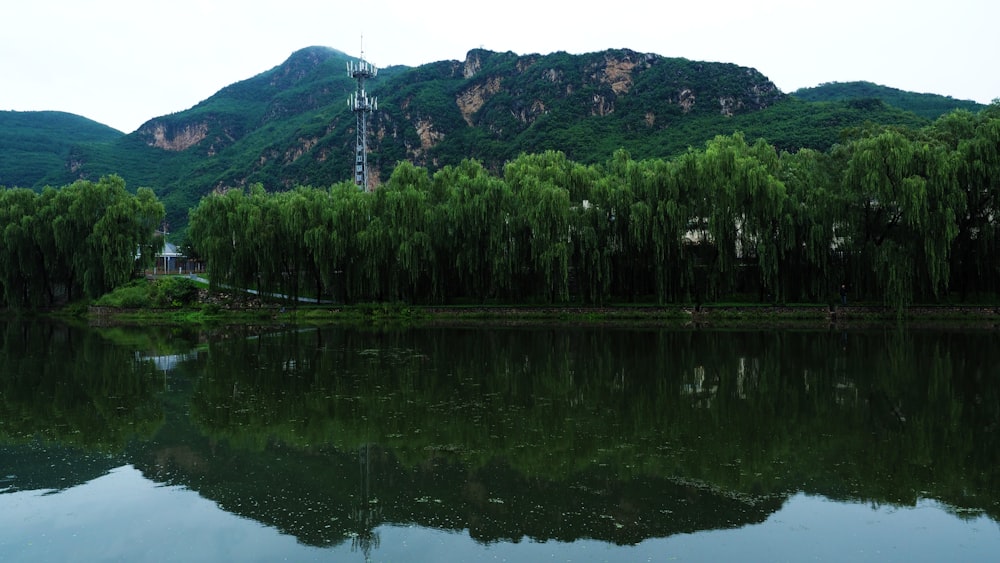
128,45,784,171
140,121,209,152
395,48,784,162
456,76,504,126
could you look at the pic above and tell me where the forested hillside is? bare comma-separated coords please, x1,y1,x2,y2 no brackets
792,81,985,119
0,111,122,188
4,47,935,231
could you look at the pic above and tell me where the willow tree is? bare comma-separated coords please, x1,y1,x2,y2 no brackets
777,148,840,301
592,151,697,304
230,188,259,291
669,149,714,303
942,107,1000,297
279,186,331,302
647,156,697,303
44,176,164,300
326,182,370,303
28,188,69,302
433,159,515,302
0,177,163,305
62,178,118,298
569,195,612,304
41,184,88,300
0,188,42,308
505,154,572,302
590,149,649,301
379,162,437,302
91,181,164,296
526,178,572,302
253,187,303,301
840,128,961,310
503,151,603,302
499,149,597,203
188,187,250,291
696,134,791,301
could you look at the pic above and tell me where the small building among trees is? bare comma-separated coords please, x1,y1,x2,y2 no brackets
156,241,183,274
154,241,201,274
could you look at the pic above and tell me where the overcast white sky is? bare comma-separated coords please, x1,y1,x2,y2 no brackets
2,0,997,133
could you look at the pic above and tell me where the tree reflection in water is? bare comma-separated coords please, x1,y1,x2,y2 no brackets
2,321,999,550
352,443,380,562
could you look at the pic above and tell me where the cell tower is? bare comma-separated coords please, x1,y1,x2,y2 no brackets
347,43,377,191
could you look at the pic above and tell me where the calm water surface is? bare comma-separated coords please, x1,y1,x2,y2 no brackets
1,321,998,562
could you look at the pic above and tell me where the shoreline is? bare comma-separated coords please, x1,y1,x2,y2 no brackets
82,302,1000,328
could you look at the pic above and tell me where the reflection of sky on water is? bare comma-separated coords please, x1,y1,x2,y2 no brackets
2,469,998,563
660,493,1000,562
0,466,325,563
138,351,200,373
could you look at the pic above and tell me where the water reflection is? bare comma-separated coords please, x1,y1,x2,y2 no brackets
0,321,164,459
2,321,1000,560
0,464,326,563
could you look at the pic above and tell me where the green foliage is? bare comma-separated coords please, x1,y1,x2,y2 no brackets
95,277,200,309
0,321,164,451
175,325,1000,531
184,103,1000,308
0,176,164,308
838,127,963,312
793,81,986,120
94,281,154,308
729,97,929,154
0,110,122,189
154,276,200,307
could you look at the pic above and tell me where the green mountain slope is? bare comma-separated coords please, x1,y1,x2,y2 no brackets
792,81,985,120
1,47,952,230
0,110,123,188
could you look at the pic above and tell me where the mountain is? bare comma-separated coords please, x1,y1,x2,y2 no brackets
2,47,945,230
792,81,985,120
0,110,123,188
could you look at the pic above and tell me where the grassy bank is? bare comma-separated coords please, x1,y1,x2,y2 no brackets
83,300,1000,328
65,275,1000,327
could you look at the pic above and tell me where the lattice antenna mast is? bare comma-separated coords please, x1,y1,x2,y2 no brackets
347,39,377,191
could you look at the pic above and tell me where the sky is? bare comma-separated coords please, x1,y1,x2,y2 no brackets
2,0,997,133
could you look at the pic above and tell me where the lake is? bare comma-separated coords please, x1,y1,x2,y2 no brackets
1,320,999,562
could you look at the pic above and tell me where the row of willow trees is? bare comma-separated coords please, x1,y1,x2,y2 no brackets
0,175,164,308
188,105,1000,309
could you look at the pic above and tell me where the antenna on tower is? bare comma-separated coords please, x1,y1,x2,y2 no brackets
347,36,377,191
